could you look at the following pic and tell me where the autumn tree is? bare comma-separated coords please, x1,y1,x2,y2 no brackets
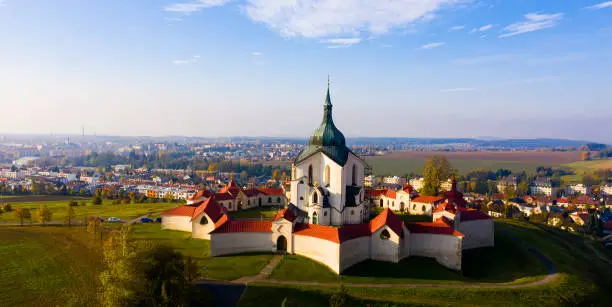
207,163,217,172
503,186,517,201
36,205,53,225
517,180,529,197
13,208,31,226
272,169,280,181
581,150,591,161
66,205,76,227
421,156,454,196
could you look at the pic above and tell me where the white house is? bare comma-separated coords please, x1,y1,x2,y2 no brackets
565,184,590,195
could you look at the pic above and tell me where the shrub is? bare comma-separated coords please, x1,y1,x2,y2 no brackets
2,203,12,212
329,285,348,307
68,200,79,207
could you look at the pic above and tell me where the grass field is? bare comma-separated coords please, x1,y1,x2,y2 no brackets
130,223,273,281
239,219,612,306
366,150,582,175
269,226,547,285
0,198,180,224
0,227,102,307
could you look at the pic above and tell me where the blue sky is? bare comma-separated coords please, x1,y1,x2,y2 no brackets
1,0,611,142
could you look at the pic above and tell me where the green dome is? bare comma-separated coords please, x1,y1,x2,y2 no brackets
295,84,350,166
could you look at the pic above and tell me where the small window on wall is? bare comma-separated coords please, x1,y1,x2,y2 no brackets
268,197,272,203
380,229,390,240
422,205,426,212
324,211,328,216
350,210,354,215
412,204,416,210
277,197,281,203
324,165,330,185
300,196,304,201
200,217,208,225
312,192,318,204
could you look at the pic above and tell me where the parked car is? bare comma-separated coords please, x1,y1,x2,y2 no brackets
107,217,121,223
155,217,162,223
140,217,154,223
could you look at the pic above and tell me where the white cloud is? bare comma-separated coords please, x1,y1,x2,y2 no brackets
439,87,476,92
172,55,200,65
418,42,445,50
499,13,563,38
164,0,232,14
244,0,460,38
479,24,493,31
451,53,523,65
251,52,262,56
585,1,612,10
320,37,362,48
449,25,465,31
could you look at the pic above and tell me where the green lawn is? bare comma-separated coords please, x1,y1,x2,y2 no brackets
0,199,179,224
0,226,102,307
130,223,273,281
240,220,612,306
228,206,281,219
269,225,547,285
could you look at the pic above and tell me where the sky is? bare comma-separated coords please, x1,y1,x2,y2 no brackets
0,0,611,142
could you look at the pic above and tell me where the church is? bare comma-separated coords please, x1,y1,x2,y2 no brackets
160,83,494,274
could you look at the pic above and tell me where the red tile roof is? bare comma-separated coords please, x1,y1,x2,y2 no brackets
294,223,343,243
369,189,387,197
213,193,235,201
272,208,297,222
402,184,414,193
257,188,285,196
160,203,200,217
434,201,457,214
189,189,213,200
556,197,570,204
412,196,444,204
384,189,397,199
339,224,372,242
243,188,260,197
370,208,404,236
191,198,225,223
405,222,464,237
212,220,272,233
458,208,491,221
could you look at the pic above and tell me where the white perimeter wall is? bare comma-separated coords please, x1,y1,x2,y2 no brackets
293,235,341,274
191,213,215,240
456,219,494,250
371,226,401,263
409,233,462,271
210,233,273,256
161,215,193,232
339,237,370,272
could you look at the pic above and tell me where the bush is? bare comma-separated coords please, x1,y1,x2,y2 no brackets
329,285,348,307
2,203,12,212
68,201,79,207
92,195,102,205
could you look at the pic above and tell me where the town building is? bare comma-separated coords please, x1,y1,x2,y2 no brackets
565,184,590,196
530,178,557,196
160,83,495,274
382,176,406,186
497,176,517,193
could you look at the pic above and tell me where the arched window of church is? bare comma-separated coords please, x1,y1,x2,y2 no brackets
380,229,390,240
324,165,331,185
422,205,426,212
351,164,357,185
277,197,281,203
308,165,313,185
412,204,416,210
313,211,318,224
312,192,318,204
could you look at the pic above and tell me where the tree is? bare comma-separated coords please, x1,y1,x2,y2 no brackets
207,163,216,172
517,180,529,197
1,203,12,212
272,169,280,181
240,170,248,181
503,186,516,201
581,150,591,161
36,205,53,225
421,156,454,196
13,208,31,226
92,194,103,205
66,205,76,227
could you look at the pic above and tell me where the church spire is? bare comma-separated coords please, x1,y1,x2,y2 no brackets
323,76,333,122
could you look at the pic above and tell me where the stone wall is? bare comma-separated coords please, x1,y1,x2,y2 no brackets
409,233,462,271
456,219,494,250
191,213,215,240
371,226,401,263
210,233,273,256
339,236,370,272
293,235,341,273
161,215,193,232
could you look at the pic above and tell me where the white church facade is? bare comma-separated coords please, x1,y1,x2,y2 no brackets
160,84,494,274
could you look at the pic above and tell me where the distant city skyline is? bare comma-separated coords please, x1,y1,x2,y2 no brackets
1,1,611,142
